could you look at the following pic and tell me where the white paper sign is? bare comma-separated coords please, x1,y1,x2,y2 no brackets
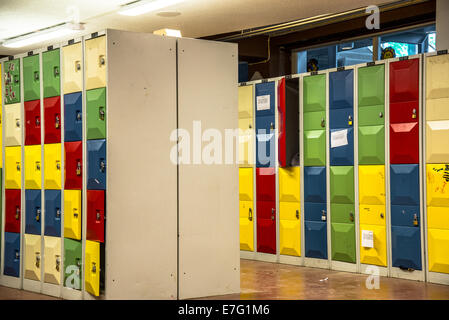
257,95,271,111
362,230,374,248
331,129,348,148
257,133,274,142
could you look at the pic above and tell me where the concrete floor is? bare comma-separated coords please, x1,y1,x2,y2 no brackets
1,259,449,300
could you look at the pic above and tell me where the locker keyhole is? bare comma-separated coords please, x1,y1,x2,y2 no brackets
99,159,106,172
248,208,253,221
35,116,40,127
76,160,81,176
99,55,105,66
15,250,20,260
296,210,300,220
76,111,82,121
53,66,59,77
96,211,101,221
75,61,81,71
36,161,40,171
36,208,41,222
16,118,20,127
56,256,61,271
99,107,105,121
56,208,61,218
35,253,40,268
15,206,20,220
56,161,61,170
34,71,39,81
55,114,60,129
16,162,20,171
92,262,97,273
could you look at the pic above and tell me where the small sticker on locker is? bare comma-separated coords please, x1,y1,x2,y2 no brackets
256,95,270,111
331,129,348,148
362,230,374,248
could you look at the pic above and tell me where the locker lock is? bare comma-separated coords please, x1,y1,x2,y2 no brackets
34,71,39,81
53,66,59,77
76,111,82,121
379,112,383,118
15,206,20,220
412,108,417,119
35,116,40,127
76,161,81,176
348,115,353,126
296,209,299,220
248,124,252,129
349,212,354,222
92,262,97,273
413,214,419,226
36,208,41,222
321,210,327,221
248,208,253,221
55,114,60,129
36,161,40,171
35,253,41,268
75,61,81,71
56,161,61,170
321,118,325,128
380,212,384,219
100,160,106,172
16,162,20,172
15,250,20,260
99,55,106,66
56,208,61,218
99,107,105,121
56,256,61,272
270,122,274,130
73,209,79,218
16,118,20,127
96,210,101,221
76,258,81,267
271,208,275,220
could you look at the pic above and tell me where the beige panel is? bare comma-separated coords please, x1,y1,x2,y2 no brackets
44,236,61,285
426,54,449,121
62,42,83,94
238,85,254,119
106,30,177,299
426,120,449,163
24,234,41,281
85,35,107,90
178,37,240,299
238,117,254,166
5,103,22,146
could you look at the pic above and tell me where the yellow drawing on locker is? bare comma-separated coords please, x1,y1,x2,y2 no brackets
239,167,253,201
239,201,254,251
238,85,254,119
85,35,106,90
4,103,22,147
359,165,385,205
25,145,42,189
85,240,100,296
238,117,254,167
279,201,301,256
279,167,300,202
44,236,61,285
64,190,82,240
44,143,62,189
5,146,22,189
426,164,449,207
359,224,387,267
426,121,449,163
62,42,83,94
426,54,449,121
24,234,41,281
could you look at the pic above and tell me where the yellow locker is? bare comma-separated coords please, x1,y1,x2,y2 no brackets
85,240,100,297
5,146,21,189
5,103,22,146
62,42,83,94
239,167,253,201
428,228,449,274
85,35,106,90
64,190,82,240
279,201,301,256
426,164,449,207
44,143,62,189
426,121,449,163
279,167,300,202
359,205,386,226
25,145,42,189
238,118,254,166
24,234,41,281
426,55,449,121
359,165,385,205
427,206,449,230
238,85,254,119
360,224,387,267
239,201,254,251
44,236,61,285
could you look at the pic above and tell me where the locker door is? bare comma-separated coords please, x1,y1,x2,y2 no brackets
358,125,385,165
359,165,385,205
87,190,105,243
85,35,107,90
360,224,387,266
331,222,356,263
23,54,40,101
64,238,82,290
87,139,106,190
64,190,82,240
426,54,449,121
255,82,275,117
390,122,419,164
304,130,325,166
44,236,61,285
239,201,254,251
358,64,385,126
44,190,61,237
304,166,326,203
426,164,449,207
62,42,83,94
359,205,386,226
24,234,41,281
278,78,286,167
5,146,22,189
256,167,275,202
25,145,42,189
330,166,354,204
304,111,326,131
5,103,22,146
256,201,276,254
4,59,21,104
329,69,354,129
331,203,355,224
303,74,326,112
64,141,82,190
305,221,327,259
25,189,41,235
391,205,420,227
5,189,21,233
304,202,327,222
86,88,106,140
238,117,254,166
256,114,275,167
238,85,253,119
330,128,354,166
280,78,299,167
390,59,419,123
391,226,422,270
64,92,83,142
4,232,20,277
24,100,41,145
44,143,62,189
44,96,61,144
390,164,419,205
85,240,100,296
427,206,449,273
426,120,449,163
279,201,301,256
239,167,253,201
42,49,60,98
279,167,300,202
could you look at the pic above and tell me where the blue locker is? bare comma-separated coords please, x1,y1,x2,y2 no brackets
87,139,106,190
64,92,83,142
329,107,354,130
304,202,327,222
391,226,422,270
255,82,275,117
391,205,420,228
305,221,328,259
329,70,353,129
256,114,275,167
330,128,354,166
45,190,61,237
4,232,20,277
304,166,326,203
390,164,419,205
25,189,41,235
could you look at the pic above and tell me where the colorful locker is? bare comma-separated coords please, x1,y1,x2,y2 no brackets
87,139,106,190
44,190,61,237
256,167,276,254
239,117,254,166
44,96,61,144
44,236,61,285
25,189,41,235
23,54,40,102
62,42,83,94
64,190,82,240
4,232,20,277
24,234,41,281
5,189,21,233
24,145,42,189
85,240,100,296
239,167,254,251
24,100,41,145
87,190,105,243
3,59,21,104
44,143,62,189
86,87,106,140
255,82,275,168
85,35,107,90
65,141,82,189
5,146,22,189
63,238,82,290
64,92,83,142
4,103,22,147
42,49,60,98
238,84,254,119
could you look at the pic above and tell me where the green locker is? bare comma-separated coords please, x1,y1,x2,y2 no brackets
43,49,60,98
358,125,385,164
303,74,326,112
358,65,385,107
330,166,354,204
304,130,326,166
331,203,355,224
0,169,2,252
86,87,106,140
331,223,356,263
64,238,82,290
23,54,40,101
304,111,326,131
4,59,21,104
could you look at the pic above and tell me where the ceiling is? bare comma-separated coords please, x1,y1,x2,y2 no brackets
0,0,393,55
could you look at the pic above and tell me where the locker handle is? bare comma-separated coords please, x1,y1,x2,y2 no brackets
248,124,252,129
296,210,299,220
55,114,60,129
321,118,325,128
56,160,61,170
56,256,61,272
76,258,81,267
36,208,41,222
349,212,354,222
412,108,417,119
76,160,81,176
99,107,105,121
15,250,20,260
16,162,20,172
35,116,40,127
92,262,97,273
413,214,419,226
100,160,106,172
76,111,82,121
56,208,61,218
271,208,275,220
270,122,274,130
321,210,327,221
379,112,383,118
15,206,20,220
380,213,384,219
14,76,19,84
36,161,40,171
96,210,101,221
34,71,39,81
73,209,79,218
75,61,81,71
53,66,59,77
248,208,253,221
99,55,105,66
348,115,353,126
35,253,41,268
16,118,20,128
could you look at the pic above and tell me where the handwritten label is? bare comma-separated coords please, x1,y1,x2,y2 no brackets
257,95,270,111
331,129,348,148
362,230,374,248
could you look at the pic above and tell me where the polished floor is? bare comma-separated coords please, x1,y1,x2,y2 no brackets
1,259,449,300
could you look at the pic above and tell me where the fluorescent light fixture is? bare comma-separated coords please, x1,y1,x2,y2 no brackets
2,23,83,48
153,28,182,38
119,0,185,16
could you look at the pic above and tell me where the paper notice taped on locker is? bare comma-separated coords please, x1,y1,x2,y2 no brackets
257,133,274,142
362,230,374,248
256,95,270,111
331,129,348,148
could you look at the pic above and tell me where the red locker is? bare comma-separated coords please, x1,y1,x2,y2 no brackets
5,189,21,233
44,96,61,144
24,100,41,145
257,200,276,254
256,167,275,202
64,141,82,189
278,78,286,167
87,190,105,243
390,122,419,164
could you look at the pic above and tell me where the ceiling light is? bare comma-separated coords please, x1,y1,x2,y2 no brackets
2,23,83,48
153,28,182,38
118,0,185,16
